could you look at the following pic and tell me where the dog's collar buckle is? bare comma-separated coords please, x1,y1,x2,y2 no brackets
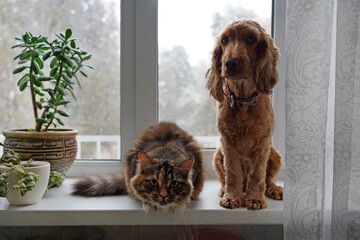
225,83,261,108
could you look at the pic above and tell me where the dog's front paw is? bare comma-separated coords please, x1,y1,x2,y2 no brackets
244,196,267,210
266,185,283,200
219,196,244,209
218,187,225,197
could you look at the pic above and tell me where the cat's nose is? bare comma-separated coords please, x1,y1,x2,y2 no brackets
160,186,168,199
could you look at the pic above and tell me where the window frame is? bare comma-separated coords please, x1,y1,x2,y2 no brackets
68,0,286,178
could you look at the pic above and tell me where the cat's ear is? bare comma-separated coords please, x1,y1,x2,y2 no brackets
177,158,194,175
138,152,153,169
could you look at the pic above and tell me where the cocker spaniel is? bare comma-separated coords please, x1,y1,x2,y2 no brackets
206,20,283,210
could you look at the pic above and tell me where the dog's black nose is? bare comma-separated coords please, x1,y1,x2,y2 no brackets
225,59,239,71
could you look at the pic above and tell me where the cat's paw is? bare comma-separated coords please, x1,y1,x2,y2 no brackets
266,185,283,200
244,196,267,210
219,196,243,209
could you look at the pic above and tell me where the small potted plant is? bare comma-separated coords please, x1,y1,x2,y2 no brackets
0,150,64,205
2,29,93,174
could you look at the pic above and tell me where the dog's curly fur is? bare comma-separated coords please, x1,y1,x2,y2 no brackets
206,20,283,210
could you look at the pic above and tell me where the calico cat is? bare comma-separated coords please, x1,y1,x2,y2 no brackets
72,122,206,211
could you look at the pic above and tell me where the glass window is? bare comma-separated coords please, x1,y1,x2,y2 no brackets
158,0,272,148
0,0,120,160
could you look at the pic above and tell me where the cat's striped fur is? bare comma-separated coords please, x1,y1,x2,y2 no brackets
72,122,206,211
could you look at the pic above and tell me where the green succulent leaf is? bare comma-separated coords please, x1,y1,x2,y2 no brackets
50,57,59,68
70,41,76,48
50,66,59,76
32,61,40,74
42,51,52,61
55,118,65,126
13,66,28,74
32,77,42,87
34,57,44,69
37,76,53,81
62,74,74,84
65,29,72,40
36,118,48,124
57,110,69,117
53,48,63,56
80,70,88,78
19,81,27,91
45,112,54,119
17,74,30,87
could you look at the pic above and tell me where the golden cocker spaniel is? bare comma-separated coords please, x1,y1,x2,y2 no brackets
206,20,283,210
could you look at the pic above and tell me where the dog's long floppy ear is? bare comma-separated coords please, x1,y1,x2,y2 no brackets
254,31,279,95
206,44,224,102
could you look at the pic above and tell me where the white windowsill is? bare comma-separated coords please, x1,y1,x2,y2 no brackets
0,179,283,226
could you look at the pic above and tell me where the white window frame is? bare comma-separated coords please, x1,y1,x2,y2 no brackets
68,0,286,178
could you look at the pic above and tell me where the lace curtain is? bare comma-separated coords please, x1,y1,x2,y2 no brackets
284,0,360,239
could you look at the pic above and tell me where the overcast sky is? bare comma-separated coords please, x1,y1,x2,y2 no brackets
158,0,272,65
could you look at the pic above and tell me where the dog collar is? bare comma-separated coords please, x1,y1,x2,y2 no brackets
225,83,262,108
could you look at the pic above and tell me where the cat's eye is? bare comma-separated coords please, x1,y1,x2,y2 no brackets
221,36,229,45
170,180,179,188
150,179,158,187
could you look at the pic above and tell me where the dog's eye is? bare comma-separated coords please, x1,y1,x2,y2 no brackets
221,36,229,45
246,36,256,44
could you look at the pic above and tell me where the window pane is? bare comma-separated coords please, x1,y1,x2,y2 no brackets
158,0,272,148
0,0,120,160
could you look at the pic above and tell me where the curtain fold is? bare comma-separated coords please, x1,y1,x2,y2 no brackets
284,0,360,239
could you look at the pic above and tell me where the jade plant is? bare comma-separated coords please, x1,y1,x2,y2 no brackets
12,29,93,132
0,151,64,197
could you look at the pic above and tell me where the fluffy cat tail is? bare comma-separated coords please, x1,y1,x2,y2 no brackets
72,175,127,197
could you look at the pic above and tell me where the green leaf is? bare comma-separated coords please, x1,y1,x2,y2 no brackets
19,52,31,60
84,64,94,70
57,110,69,117
62,74,74,84
67,88,77,101
49,91,56,101
53,48,63,56
19,81,27,91
50,57,59,68
37,76,53,81
13,66,28,74
43,103,55,109
35,118,48,124
43,51,52,61
31,50,39,58
45,112,54,119
58,100,71,106
50,66,59,76
82,54,92,61
65,29,72,40
57,86,65,96
17,74,30,86
70,40,76,48
55,118,65,126
27,129,35,132
32,77,42,87
17,59,29,65
36,101,42,110
34,58,44,69
79,70,88,78
32,61,40,74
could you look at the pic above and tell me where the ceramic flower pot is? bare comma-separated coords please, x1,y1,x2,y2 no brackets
2,129,78,175
0,161,50,205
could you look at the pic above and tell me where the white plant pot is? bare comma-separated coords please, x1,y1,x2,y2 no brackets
0,161,50,206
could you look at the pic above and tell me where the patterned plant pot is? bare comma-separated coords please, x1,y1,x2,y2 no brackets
2,129,78,175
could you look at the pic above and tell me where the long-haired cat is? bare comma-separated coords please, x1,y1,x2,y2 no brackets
72,122,206,211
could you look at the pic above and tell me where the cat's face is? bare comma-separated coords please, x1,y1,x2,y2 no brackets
130,153,194,211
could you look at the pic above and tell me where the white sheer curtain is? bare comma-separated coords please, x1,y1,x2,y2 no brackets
284,0,360,239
